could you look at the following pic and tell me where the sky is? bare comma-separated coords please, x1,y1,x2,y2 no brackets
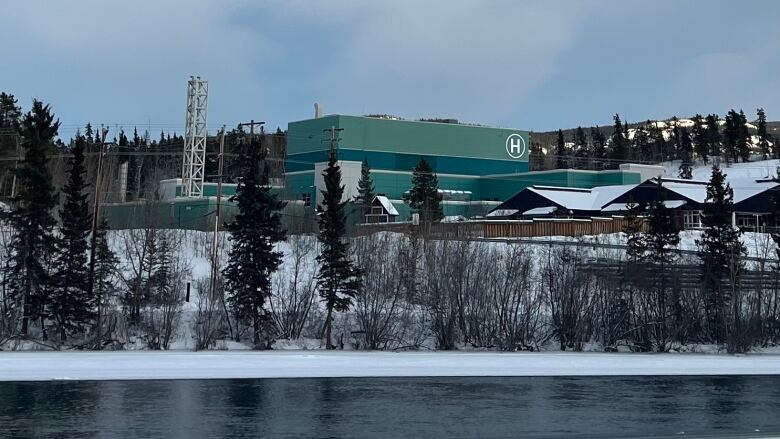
1,0,779,140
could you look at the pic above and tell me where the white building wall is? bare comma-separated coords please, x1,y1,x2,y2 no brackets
314,160,362,208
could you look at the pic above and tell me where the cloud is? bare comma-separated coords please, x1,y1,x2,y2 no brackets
0,0,263,136
272,1,594,124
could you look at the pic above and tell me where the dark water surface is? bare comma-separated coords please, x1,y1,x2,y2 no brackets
1,376,780,438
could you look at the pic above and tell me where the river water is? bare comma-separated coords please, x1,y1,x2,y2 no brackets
1,376,779,438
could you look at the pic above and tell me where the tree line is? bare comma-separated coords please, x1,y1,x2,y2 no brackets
533,109,774,177
2,92,778,353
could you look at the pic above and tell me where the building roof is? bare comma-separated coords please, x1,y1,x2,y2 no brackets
654,178,779,204
525,183,639,211
373,195,399,215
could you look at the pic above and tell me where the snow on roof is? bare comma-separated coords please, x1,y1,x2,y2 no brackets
676,119,695,128
600,203,630,213
601,199,686,212
522,206,558,216
745,122,757,130
373,195,399,215
527,183,638,211
487,209,518,217
659,178,779,204
665,200,687,208
437,189,472,195
442,215,467,222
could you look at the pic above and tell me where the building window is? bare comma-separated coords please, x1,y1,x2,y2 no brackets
370,206,384,215
736,214,759,231
301,193,311,207
683,210,702,229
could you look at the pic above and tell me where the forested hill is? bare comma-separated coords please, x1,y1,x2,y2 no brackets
530,118,780,147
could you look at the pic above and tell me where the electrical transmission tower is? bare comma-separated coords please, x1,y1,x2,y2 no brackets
182,76,208,197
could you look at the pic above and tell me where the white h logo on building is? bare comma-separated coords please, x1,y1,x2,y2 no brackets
505,134,526,159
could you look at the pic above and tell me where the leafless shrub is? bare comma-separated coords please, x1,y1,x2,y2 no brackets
270,235,318,340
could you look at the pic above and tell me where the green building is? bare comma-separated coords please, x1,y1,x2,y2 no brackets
285,115,646,220
101,114,655,230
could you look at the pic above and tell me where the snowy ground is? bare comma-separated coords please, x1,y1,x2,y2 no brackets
1,351,779,381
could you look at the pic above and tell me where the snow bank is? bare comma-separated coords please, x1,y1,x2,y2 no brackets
1,351,778,381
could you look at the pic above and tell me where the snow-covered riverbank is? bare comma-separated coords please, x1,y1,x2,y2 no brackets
1,351,779,381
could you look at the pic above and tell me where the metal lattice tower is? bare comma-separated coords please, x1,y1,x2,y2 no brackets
182,76,208,197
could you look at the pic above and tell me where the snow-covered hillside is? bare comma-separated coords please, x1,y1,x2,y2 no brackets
662,158,779,182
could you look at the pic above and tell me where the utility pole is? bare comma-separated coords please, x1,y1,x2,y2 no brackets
323,125,343,155
210,125,233,339
89,126,108,349
238,119,265,144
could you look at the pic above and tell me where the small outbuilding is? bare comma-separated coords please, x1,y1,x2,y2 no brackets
364,195,399,223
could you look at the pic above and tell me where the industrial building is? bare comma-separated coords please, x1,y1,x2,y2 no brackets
284,114,648,221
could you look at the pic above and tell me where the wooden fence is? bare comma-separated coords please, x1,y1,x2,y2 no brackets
355,217,647,239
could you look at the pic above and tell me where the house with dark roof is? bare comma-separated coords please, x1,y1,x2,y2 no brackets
489,177,780,232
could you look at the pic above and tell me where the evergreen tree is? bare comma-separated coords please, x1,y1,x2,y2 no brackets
316,140,362,349
555,129,567,169
84,123,94,145
93,218,118,344
404,158,443,223
623,198,646,262
704,114,722,163
692,114,708,164
756,108,773,159
678,127,693,179
609,114,628,167
643,181,680,351
648,123,668,162
529,139,545,171
696,165,746,343
723,110,739,165
633,125,651,162
2,101,60,337
223,139,286,346
644,182,680,264
591,126,607,170
51,134,93,341
353,159,375,220
0,92,21,129
736,110,751,163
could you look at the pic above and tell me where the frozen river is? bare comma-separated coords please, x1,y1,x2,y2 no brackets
2,376,780,438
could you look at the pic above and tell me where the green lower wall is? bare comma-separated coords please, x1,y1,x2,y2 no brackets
287,149,529,175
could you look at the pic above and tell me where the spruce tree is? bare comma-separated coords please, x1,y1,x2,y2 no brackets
736,110,750,163
678,127,693,179
405,158,443,223
624,198,646,262
692,114,708,164
591,126,607,170
0,92,21,129
633,125,651,162
704,114,722,163
555,129,567,169
316,141,362,349
353,159,375,221
723,110,739,165
609,114,628,167
52,134,93,341
644,182,680,265
2,101,60,338
93,218,118,345
756,108,773,159
696,165,745,343
643,181,680,351
223,139,286,346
